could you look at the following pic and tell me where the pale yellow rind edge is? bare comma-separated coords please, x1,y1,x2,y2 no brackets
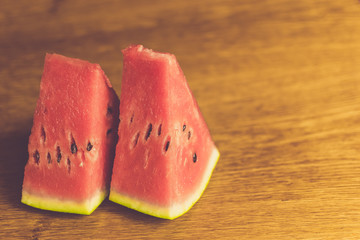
109,148,220,219
21,189,108,215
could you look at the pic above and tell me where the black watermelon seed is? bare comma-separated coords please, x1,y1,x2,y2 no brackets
188,131,191,140
183,124,186,131
33,150,40,164
107,106,113,115
87,142,93,151
132,132,140,148
130,114,134,124
145,123,153,141
47,152,51,164
164,140,170,152
107,128,113,136
193,153,197,163
67,158,71,174
71,142,77,154
56,146,62,163
158,124,162,136
41,126,46,143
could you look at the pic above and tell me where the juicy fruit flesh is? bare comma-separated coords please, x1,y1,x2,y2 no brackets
21,47,219,218
110,148,219,219
22,53,119,214
110,45,219,219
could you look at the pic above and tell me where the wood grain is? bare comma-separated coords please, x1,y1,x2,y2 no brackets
2,0,360,239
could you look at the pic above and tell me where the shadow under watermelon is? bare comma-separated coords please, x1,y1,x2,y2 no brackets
0,127,30,211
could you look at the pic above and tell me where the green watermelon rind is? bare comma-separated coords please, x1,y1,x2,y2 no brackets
21,189,108,215
109,148,220,220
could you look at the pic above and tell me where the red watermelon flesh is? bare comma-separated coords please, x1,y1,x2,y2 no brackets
21,53,119,214
109,45,220,219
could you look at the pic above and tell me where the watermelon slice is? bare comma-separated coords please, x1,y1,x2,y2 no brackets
109,45,220,219
21,53,120,215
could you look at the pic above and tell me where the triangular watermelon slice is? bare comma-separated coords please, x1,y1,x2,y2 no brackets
21,53,119,215
109,45,220,219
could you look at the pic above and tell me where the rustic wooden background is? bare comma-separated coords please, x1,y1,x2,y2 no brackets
2,0,360,239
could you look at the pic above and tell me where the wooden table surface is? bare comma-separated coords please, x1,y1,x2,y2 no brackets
2,0,360,239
